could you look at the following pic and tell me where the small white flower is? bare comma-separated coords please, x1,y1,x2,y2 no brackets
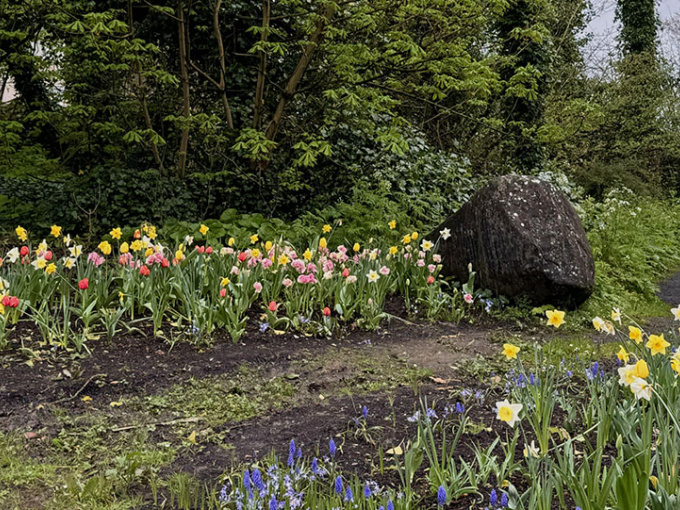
439,228,451,240
366,270,380,283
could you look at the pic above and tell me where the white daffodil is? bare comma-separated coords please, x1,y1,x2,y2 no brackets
631,377,652,401
439,228,451,240
6,247,19,264
495,400,523,427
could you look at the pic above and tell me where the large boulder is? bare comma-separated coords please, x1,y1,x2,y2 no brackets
429,175,594,308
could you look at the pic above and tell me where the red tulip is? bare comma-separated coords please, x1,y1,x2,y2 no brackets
197,246,205,254
9,296,19,308
268,301,277,312
322,306,331,317
139,265,150,276
78,278,89,290
205,246,213,255
44,250,53,261
20,246,29,257
237,252,247,263
219,288,227,298
161,258,169,268
1,296,10,307
427,275,435,285
342,268,350,278
134,229,141,239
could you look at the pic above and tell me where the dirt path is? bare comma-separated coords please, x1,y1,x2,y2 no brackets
659,269,680,306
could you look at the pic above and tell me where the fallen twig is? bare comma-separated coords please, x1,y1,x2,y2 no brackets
50,373,107,405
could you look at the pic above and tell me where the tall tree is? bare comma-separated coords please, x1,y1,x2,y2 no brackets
495,0,551,173
616,0,658,56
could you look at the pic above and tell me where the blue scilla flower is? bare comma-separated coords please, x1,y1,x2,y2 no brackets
501,492,508,507
387,500,394,510
311,457,319,475
567,370,573,377
437,485,447,506
269,496,278,510
364,483,372,499
490,489,498,506
260,322,269,333
334,475,343,494
426,408,438,420
220,485,228,502
251,468,265,491
296,447,302,459
529,373,536,385
456,402,465,414
243,469,251,492
288,439,296,467
362,405,368,419
345,486,354,502
329,438,337,458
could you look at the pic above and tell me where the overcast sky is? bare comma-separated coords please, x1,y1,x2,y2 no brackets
585,0,679,73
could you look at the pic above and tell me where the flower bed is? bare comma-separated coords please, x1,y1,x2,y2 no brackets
0,222,471,351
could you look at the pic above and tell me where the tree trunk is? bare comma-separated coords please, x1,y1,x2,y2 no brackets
177,2,191,178
258,3,335,172
213,0,234,129
252,0,270,130
128,0,164,172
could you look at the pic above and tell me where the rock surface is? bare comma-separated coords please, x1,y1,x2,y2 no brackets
430,175,595,308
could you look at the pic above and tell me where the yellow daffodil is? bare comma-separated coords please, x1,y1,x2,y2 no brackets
629,326,643,344
411,232,418,240
402,234,411,244
50,225,62,238
502,343,520,360
250,234,259,244
220,277,230,287
353,243,360,252
495,400,522,427
110,227,122,240
265,241,273,251
45,263,57,275
147,226,157,240
617,346,629,364
611,308,621,324
120,242,130,254
303,249,313,261
389,246,398,256
64,258,76,269
175,249,185,261
671,353,680,375
546,310,565,328
322,224,332,233
145,247,154,258
251,248,261,259
646,334,670,356
228,237,235,247
15,226,27,241
319,237,327,249
32,258,47,270
388,220,396,229
278,254,290,266
635,359,649,378
37,240,48,253
98,241,112,255
199,224,209,236
69,245,83,257
130,240,143,252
